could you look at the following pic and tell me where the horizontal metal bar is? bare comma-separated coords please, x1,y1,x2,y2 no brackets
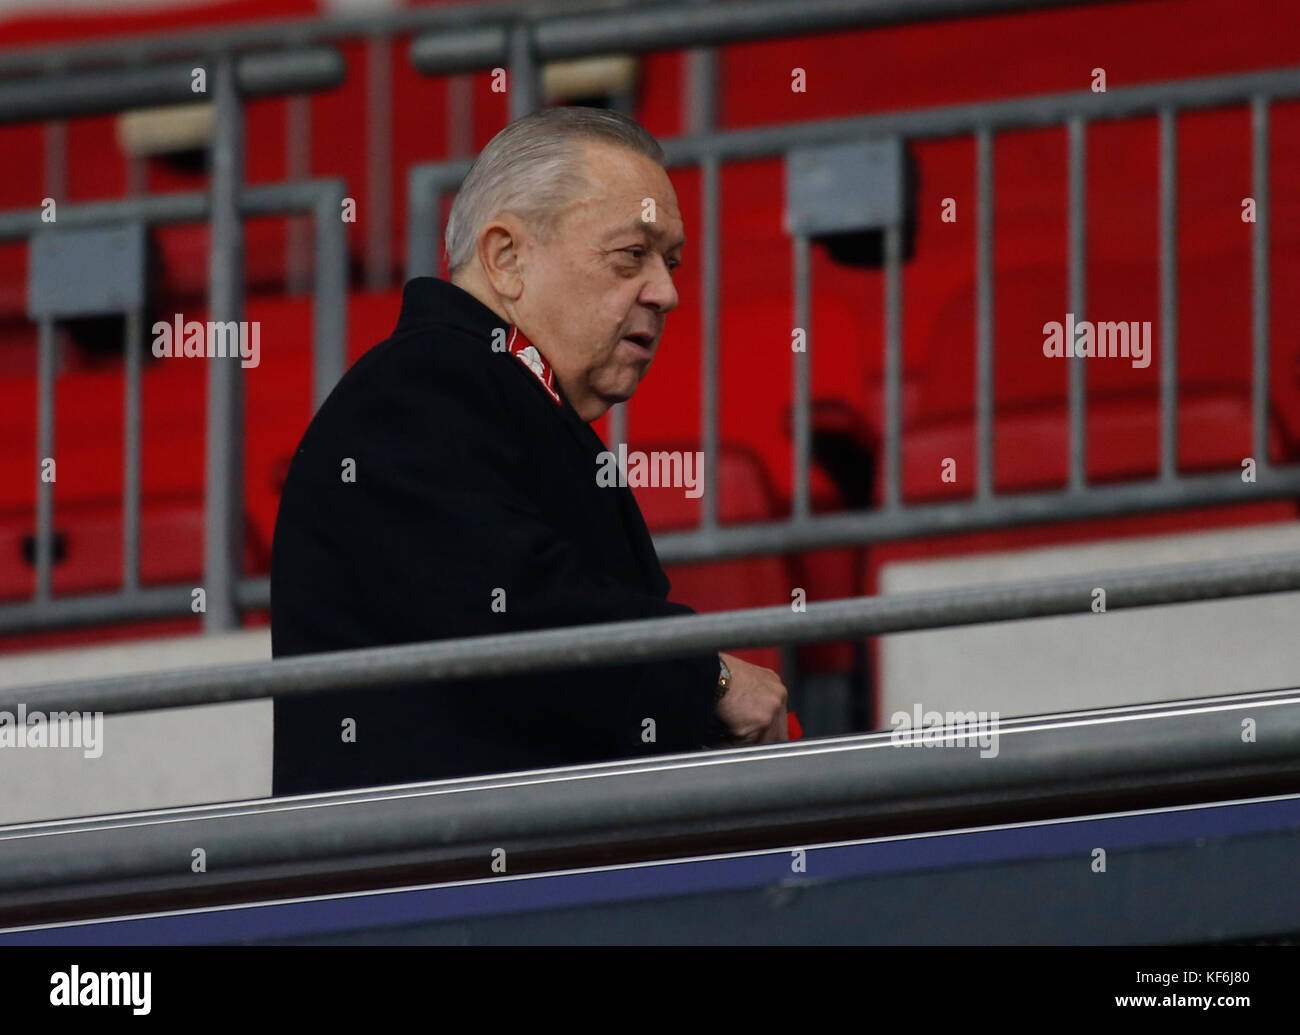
656,66,1300,170
0,0,631,75
546,0,1132,59
405,62,1300,260
2,463,1298,634
5,551,1300,718
410,0,1129,73
3,687,1299,924
0,48,344,125
0,586,194,635
654,466,1300,563
234,46,346,97
2,465,1296,635
0,577,269,636
240,177,350,216
0,178,346,240
404,63,1300,214
409,25,511,76
238,577,270,610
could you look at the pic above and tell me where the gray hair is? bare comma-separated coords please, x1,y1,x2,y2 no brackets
444,106,666,279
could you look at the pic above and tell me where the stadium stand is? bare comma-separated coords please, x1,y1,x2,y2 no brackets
1,4,1300,934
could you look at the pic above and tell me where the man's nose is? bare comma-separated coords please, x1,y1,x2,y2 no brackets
641,255,678,313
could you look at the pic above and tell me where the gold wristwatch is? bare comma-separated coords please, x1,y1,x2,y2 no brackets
715,657,732,702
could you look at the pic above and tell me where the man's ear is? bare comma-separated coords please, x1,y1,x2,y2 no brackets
476,216,527,302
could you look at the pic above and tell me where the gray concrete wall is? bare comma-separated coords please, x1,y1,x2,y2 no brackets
0,629,271,825
878,523,1300,723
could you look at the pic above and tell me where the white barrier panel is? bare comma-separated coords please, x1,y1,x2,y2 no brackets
879,522,1300,722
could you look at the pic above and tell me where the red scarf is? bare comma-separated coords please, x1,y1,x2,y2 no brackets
505,324,562,406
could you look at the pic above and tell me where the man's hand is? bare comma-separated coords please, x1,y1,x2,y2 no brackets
716,652,789,745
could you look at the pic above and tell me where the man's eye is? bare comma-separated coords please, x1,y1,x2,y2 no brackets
622,248,645,260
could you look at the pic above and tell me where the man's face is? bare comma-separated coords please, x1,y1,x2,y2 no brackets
512,140,684,421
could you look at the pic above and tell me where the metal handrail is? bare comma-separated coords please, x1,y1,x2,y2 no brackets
0,0,640,74
0,0,1120,75
408,0,1134,71
3,686,1298,926
0,47,344,124
4,550,1300,717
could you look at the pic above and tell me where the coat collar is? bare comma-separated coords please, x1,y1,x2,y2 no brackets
395,276,567,410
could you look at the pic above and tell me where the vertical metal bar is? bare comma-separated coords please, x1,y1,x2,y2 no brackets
448,75,474,158
126,155,149,198
444,77,475,281
608,402,626,453
34,316,56,603
791,232,811,521
286,93,313,295
685,0,718,134
1252,95,1271,469
975,127,995,502
314,183,348,409
1067,116,1088,491
43,57,68,208
122,305,143,591
1159,107,1179,482
508,21,538,120
700,152,721,529
690,2,720,529
445,75,474,278
204,53,245,633
44,121,67,199
406,169,436,280
365,33,393,291
883,222,903,510
125,52,149,197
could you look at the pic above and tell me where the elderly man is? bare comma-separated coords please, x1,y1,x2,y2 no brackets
271,106,787,795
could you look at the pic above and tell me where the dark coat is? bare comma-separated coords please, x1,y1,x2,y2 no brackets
270,276,729,794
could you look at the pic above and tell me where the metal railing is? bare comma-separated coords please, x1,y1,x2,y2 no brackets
0,0,1291,636
0,50,345,634
0,1,1129,288
0,175,346,635
4,545,1300,925
407,61,1300,564
3,680,1299,926
4,548,1300,715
